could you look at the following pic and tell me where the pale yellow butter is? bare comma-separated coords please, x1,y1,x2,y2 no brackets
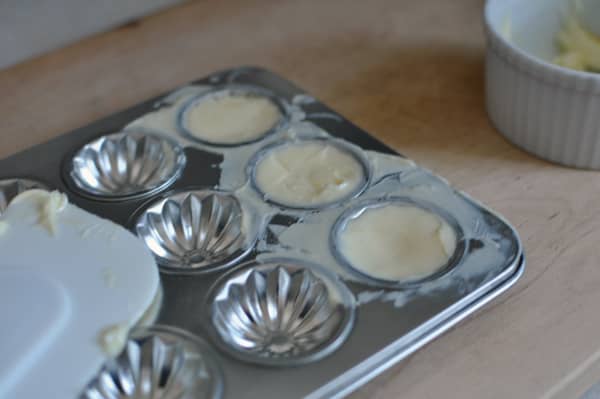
9,189,68,235
255,141,365,207
185,94,281,144
338,204,457,281
555,12,600,72
97,323,129,357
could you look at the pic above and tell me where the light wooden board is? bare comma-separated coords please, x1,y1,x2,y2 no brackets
1,0,598,397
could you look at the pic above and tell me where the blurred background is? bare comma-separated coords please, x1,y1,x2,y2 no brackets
0,0,184,69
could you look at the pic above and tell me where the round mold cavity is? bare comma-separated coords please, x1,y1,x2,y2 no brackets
207,258,356,366
177,85,288,146
331,197,466,287
68,130,186,200
0,178,49,215
248,138,371,210
80,325,224,399
134,190,256,274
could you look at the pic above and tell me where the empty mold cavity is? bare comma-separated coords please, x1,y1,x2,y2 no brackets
208,258,355,366
135,190,255,274
81,325,223,399
68,130,185,200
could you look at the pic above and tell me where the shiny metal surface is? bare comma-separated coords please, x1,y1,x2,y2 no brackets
0,67,526,399
69,130,185,200
0,178,48,215
331,197,465,287
135,190,254,274
177,85,287,146
207,258,355,366
309,256,526,399
81,325,223,399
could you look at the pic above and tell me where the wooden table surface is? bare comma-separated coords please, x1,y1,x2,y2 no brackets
2,0,599,397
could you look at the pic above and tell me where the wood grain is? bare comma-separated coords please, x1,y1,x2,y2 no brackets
1,0,598,397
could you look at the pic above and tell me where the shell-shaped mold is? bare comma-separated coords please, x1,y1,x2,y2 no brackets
68,130,186,200
0,178,48,215
135,190,254,274
81,325,223,399
207,259,355,366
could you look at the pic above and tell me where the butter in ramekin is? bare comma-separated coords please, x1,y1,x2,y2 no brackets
554,10,600,72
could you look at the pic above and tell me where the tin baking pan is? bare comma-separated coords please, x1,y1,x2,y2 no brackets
0,67,524,399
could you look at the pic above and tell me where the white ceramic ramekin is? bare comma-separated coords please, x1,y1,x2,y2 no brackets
485,0,600,169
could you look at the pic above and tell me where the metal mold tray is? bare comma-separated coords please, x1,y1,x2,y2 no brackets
0,66,524,399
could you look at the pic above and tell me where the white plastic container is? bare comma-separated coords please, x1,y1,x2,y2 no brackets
485,0,600,169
